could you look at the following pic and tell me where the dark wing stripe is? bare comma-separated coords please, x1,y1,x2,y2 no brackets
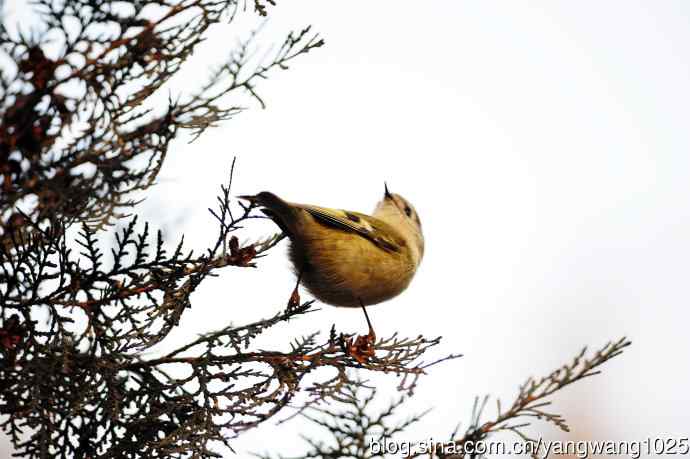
302,207,399,253
373,236,399,252
303,207,365,234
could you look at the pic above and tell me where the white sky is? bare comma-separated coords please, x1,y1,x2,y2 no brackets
4,1,690,457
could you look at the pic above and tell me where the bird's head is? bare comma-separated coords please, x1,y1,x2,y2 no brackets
374,183,424,261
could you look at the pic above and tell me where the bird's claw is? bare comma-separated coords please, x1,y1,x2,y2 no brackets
343,329,376,364
287,286,300,311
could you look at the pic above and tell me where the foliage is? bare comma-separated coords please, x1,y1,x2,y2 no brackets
262,338,630,459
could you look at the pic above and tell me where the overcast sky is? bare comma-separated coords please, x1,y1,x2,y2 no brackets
4,1,690,457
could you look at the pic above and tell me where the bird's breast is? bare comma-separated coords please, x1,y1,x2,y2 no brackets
288,223,418,307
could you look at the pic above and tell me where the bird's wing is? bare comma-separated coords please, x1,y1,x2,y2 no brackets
299,205,401,253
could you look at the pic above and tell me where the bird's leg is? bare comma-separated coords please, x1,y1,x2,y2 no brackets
343,299,376,364
359,299,376,341
287,270,303,310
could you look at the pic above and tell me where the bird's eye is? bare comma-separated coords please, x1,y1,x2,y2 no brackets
404,206,412,217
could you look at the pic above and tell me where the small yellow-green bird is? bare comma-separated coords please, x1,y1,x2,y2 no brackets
239,185,424,339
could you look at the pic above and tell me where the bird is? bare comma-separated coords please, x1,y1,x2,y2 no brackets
239,184,424,357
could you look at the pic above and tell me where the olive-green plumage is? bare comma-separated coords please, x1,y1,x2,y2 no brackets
240,187,424,308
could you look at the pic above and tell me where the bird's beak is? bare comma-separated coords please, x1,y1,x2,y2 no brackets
384,182,392,199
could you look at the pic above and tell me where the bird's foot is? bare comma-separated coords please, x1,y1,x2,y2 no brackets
286,270,303,312
343,330,376,364
286,285,300,311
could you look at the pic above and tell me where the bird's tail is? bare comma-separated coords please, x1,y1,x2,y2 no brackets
238,191,298,235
